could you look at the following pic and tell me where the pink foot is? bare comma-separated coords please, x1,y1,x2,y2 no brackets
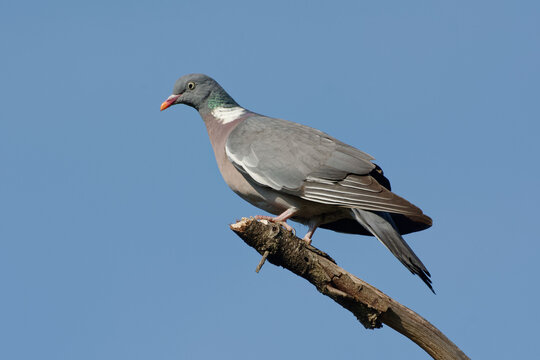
302,222,318,245
302,234,313,245
255,215,296,235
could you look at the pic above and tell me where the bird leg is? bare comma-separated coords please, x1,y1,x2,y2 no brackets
302,222,318,245
255,208,297,235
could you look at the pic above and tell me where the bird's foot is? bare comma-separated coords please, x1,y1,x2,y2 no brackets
301,223,317,245
254,215,296,236
302,235,313,245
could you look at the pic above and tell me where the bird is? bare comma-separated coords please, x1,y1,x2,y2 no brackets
160,74,434,292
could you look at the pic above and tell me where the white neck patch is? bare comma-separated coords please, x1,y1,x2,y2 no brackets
211,106,246,124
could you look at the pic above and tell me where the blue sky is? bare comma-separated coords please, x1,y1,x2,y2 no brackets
1,1,539,359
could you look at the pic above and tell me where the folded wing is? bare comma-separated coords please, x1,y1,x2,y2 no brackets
226,115,427,218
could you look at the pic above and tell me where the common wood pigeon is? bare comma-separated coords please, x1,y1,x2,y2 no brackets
161,74,434,292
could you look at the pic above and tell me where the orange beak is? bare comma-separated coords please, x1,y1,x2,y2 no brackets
160,94,181,111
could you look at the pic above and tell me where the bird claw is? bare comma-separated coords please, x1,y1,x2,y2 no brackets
302,235,312,245
282,222,296,236
254,215,296,236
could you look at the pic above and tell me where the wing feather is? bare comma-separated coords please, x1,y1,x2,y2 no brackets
226,115,425,217
226,116,375,191
302,174,424,216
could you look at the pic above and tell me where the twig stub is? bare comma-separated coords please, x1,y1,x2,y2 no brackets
255,250,270,273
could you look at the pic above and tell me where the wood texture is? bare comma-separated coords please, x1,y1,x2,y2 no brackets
230,217,469,360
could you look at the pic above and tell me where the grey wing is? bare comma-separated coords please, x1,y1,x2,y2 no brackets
225,116,375,189
226,116,425,216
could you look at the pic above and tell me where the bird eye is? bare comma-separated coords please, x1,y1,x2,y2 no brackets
187,82,196,90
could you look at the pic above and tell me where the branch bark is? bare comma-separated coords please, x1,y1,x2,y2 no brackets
230,217,469,360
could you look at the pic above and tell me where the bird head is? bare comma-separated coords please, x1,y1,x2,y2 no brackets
160,73,235,112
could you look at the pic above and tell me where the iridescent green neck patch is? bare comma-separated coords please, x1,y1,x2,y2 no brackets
207,92,237,110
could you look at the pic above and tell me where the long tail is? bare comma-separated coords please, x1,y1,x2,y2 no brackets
350,208,434,293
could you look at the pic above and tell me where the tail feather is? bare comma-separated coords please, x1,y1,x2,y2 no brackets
351,208,434,293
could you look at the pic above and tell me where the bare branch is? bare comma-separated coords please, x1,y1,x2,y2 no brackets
230,217,469,360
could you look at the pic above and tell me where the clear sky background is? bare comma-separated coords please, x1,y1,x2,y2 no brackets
1,1,539,359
